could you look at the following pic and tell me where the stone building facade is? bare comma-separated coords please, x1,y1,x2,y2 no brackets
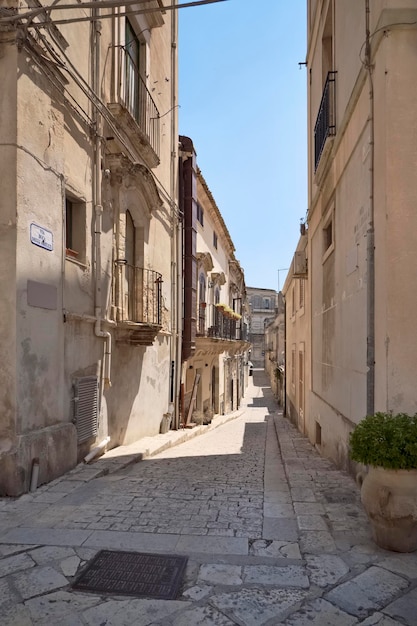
302,0,417,468
0,1,180,494
179,137,250,425
247,287,277,368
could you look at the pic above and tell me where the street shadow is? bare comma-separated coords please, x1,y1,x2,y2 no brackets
247,397,275,413
58,417,271,516
252,369,271,389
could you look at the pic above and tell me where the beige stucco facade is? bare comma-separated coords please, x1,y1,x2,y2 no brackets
0,2,180,494
264,292,285,406
306,0,417,469
282,235,310,436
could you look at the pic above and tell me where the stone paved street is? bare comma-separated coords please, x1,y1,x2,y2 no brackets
0,371,416,625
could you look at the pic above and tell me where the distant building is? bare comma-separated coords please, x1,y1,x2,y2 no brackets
282,234,309,433
264,292,286,405
247,288,277,368
179,137,250,423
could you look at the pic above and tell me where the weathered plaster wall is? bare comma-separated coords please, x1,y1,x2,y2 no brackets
0,47,79,494
307,1,417,470
0,39,18,463
374,28,417,414
0,7,178,493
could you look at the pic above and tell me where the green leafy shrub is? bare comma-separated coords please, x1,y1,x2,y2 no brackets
349,412,417,469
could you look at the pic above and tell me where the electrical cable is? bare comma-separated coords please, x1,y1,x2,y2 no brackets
49,39,181,213
23,32,94,127
48,44,182,215
2,0,164,25
8,9,186,218
359,20,417,65
0,0,227,25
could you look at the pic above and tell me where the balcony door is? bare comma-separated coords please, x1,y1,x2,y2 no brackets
125,210,136,320
125,19,140,121
198,273,206,335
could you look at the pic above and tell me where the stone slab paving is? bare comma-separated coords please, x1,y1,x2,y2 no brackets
0,372,416,624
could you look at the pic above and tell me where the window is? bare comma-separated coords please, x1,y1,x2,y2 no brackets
125,210,136,320
252,295,261,310
197,203,204,226
291,346,296,389
65,194,86,262
315,421,322,446
298,349,304,417
299,279,305,309
291,286,295,317
314,3,336,171
198,273,206,334
324,221,332,252
322,205,335,261
263,298,270,309
125,19,141,121
213,231,218,249
199,273,206,304
322,1,333,86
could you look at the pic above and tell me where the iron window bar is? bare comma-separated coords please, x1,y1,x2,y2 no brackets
314,71,337,171
116,264,162,325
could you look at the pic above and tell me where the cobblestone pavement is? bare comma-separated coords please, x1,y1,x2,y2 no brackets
0,371,416,625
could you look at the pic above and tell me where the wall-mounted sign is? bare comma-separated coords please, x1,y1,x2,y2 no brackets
30,223,53,251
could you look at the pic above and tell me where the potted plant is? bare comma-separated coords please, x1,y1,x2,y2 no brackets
349,411,417,552
221,305,233,318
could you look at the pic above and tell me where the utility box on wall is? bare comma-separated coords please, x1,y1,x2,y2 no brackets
294,251,307,276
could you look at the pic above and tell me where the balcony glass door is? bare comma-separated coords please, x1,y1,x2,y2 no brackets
125,210,136,320
125,20,140,121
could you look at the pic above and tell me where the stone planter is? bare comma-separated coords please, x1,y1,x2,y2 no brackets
361,466,417,552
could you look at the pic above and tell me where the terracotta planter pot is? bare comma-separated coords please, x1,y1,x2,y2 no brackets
361,467,417,552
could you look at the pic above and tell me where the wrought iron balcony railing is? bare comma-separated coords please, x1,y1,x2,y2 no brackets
115,46,160,158
314,71,336,171
115,264,162,326
197,304,248,342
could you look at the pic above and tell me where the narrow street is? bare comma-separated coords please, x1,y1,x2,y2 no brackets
0,372,415,625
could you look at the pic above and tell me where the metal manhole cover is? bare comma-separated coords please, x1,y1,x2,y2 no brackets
72,550,188,599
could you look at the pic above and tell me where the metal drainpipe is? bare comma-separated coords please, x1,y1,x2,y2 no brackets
365,0,375,416
175,217,183,429
170,1,182,429
92,4,111,387
283,294,287,416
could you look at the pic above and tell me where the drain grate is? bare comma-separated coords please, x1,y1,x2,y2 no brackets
72,550,188,600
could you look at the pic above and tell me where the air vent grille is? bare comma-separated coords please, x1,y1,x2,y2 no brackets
73,376,98,443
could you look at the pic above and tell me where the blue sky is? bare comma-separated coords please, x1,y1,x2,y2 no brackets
178,0,307,291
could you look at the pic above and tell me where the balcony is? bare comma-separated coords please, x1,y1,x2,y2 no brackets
144,0,166,29
108,46,160,168
115,265,162,346
314,71,336,171
195,304,249,357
